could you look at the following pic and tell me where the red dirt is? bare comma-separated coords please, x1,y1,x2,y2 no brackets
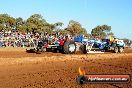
0,48,132,88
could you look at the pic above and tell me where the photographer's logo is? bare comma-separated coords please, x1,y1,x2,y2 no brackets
77,67,130,84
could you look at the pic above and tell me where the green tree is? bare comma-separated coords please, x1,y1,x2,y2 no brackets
26,14,47,33
54,22,64,31
91,25,113,39
0,14,16,32
15,17,27,32
0,15,5,31
42,23,55,33
65,20,87,36
54,22,63,27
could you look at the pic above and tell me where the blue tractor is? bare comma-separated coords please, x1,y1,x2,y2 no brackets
74,36,125,54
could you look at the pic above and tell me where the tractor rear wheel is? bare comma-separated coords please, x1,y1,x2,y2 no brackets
114,47,119,53
118,47,124,53
82,44,87,54
63,40,76,54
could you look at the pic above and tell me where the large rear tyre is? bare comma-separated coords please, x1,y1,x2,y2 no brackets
82,44,87,54
118,47,124,53
63,40,76,54
114,47,118,53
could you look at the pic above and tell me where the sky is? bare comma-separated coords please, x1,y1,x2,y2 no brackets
0,0,132,39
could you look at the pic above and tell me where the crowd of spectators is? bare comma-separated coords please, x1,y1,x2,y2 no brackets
1,30,131,48
0,30,73,48
0,31,33,47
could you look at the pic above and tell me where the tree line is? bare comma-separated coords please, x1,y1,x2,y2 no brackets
0,13,126,40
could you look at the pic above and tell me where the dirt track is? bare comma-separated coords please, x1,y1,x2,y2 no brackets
0,48,132,88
